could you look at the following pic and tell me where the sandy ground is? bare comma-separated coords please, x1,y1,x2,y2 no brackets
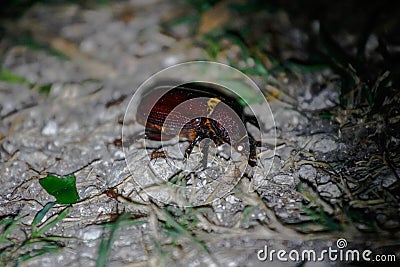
1,1,399,266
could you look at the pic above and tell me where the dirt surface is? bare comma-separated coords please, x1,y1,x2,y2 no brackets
1,1,399,266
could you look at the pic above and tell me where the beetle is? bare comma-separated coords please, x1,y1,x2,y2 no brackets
151,150,168,160
136,82,260,167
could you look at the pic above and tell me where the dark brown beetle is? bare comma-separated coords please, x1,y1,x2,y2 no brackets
136,82,260,166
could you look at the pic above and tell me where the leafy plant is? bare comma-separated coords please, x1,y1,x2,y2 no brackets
0,204,71,266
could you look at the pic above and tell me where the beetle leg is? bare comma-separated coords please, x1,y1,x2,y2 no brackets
184,134,203,160
199,138,213,169
235,131,258,167
245,115,262,129
248,134,259,167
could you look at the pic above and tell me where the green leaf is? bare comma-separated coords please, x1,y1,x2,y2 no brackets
39,175,79,204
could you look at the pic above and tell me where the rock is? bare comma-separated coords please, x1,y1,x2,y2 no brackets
312,135,338,153
272,174,295,186
298,164,317,183
42,120,58,136
317,182,342,198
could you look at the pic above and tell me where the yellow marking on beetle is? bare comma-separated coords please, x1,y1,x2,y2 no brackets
207,98,221,116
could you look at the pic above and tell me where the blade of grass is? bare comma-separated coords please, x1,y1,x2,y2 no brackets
0,68,53,95
162,209,209,255
0,215,28,243
96,214,146,267
0,68,29,84
32,202,56,230
239,205,258,225
32,206,71,238
302,206,342,232
17,242,62,264
17,36,69,60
